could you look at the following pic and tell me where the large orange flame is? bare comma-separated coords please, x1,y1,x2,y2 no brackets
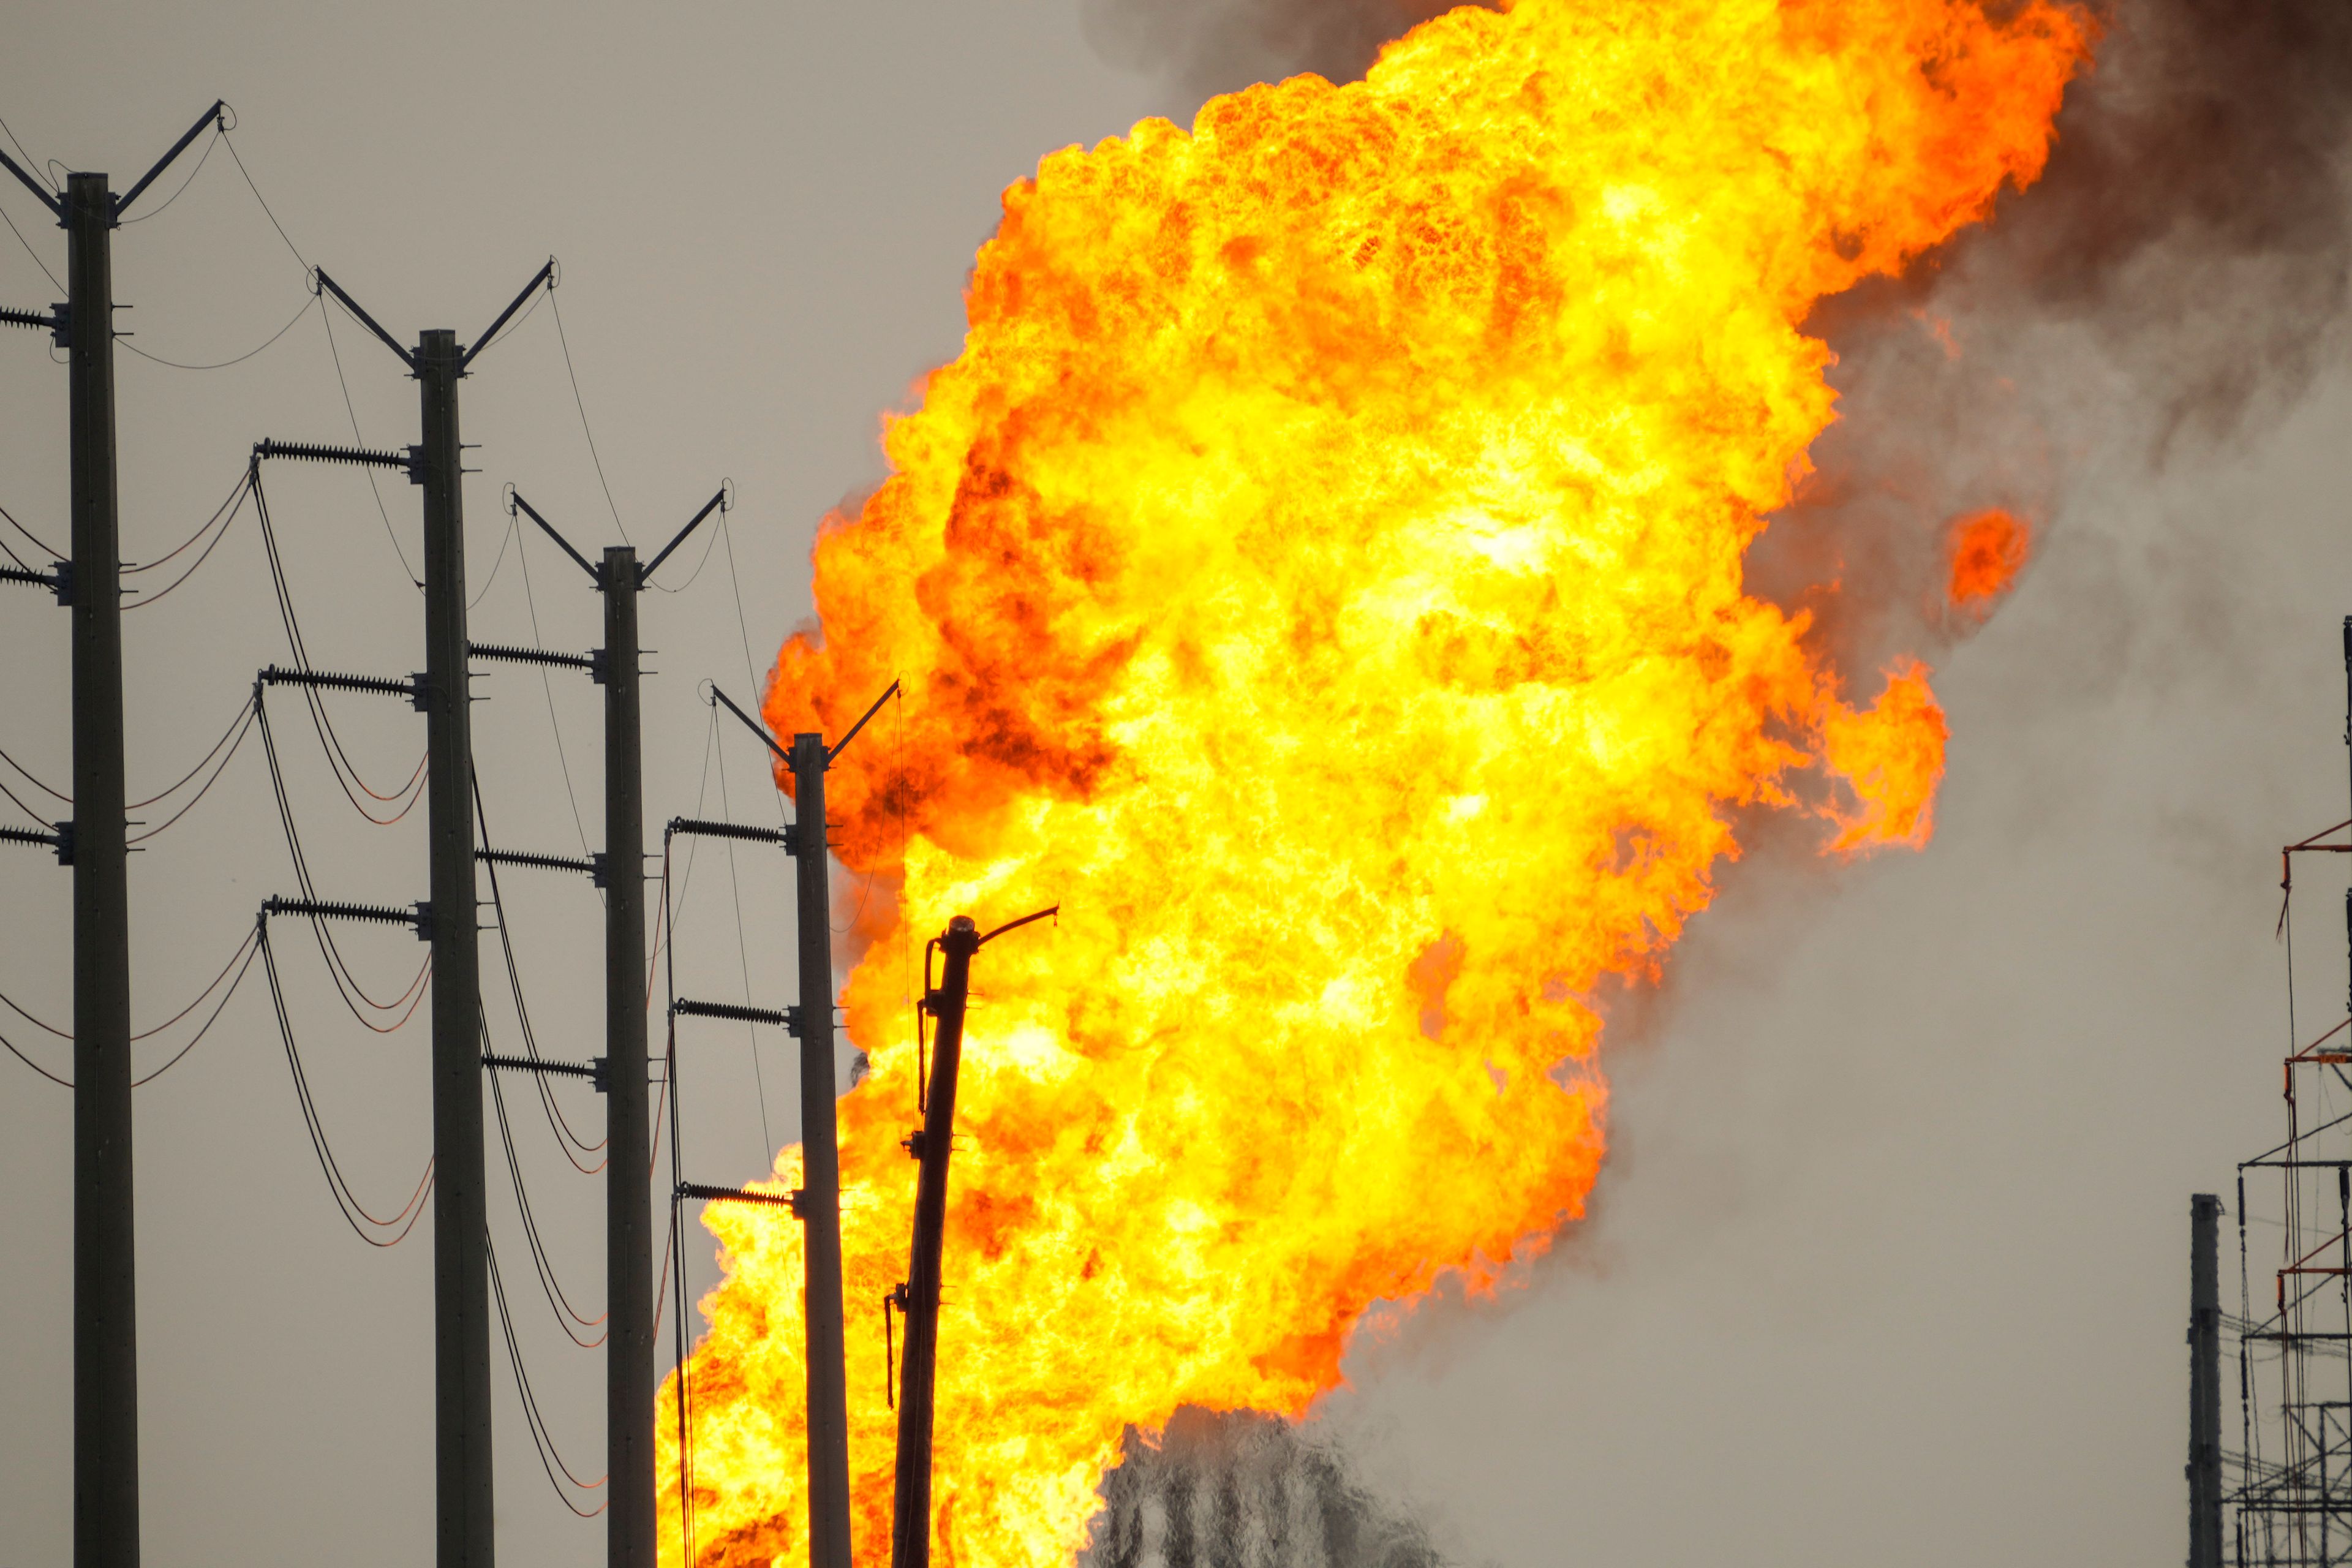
668,2,2088,1562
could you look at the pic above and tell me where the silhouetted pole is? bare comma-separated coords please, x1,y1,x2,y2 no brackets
891,915,981,1568
67,168,137,1568
2189,1192,2223,1568
793,732,854,1568
419,326,493,1568
604,546,655,1568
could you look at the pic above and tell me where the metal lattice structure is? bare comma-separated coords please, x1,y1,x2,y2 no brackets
2223,641,2352,1564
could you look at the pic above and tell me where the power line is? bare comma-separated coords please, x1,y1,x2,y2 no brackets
219,126,307,276
0,115,50,193
712,716,777,1161
255,695,434,1031
0,743,67,805
252,469,431,820
115,124,219,225
512,518,594,859
124,466,251,575
258,921,433,1246
0,198,59,292
1,497,59,559
546,286,630,546
473,777,606,1169
119,292,312,372
130,930,263,1088
486,1227,608,1515
126,699,255,845
128,693,254,810
486,1048,606,1346
312,295,418,587
2,1026,69,1087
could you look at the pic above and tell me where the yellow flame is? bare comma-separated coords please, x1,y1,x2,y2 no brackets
665,2,2090,1563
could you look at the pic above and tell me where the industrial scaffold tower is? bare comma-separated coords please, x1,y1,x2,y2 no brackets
2211,621,2352,1566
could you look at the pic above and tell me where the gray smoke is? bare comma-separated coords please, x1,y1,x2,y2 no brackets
1760,0,2352,681
1081,1410,1446,1568
1078,0,1491,107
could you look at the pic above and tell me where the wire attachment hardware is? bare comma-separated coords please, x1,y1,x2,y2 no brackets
262,894,431,940
669,997,805,1038
1,822,70,864
255,436,422,484
676,1180,805,1216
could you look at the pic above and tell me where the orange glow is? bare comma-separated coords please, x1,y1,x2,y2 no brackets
665,2,2088,1564
1947,507,2032,609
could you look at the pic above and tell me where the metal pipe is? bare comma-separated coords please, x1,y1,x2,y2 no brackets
793,732,854,1568
67,167,139,1568
604,546,655,1568
418,326,494,1568
890,915,981,1568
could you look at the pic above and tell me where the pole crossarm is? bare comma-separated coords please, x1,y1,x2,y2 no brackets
504,490,600,583
459,258,556,372
111,100,228,219
255,436,420,481
476,845,604,886
637,486,729,585
262,893,431,937
677,1180,805,1216
259,662,424,707
467,639,597,676
310,268,416,371
670,997,804,1036
0,143,61,219
828,679,902,766
666,815,796,851
709,683,791,767
1,822,69,862
481,1052,604,1090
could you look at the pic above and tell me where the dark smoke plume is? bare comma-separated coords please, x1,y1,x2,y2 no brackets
1082,1410,1446,1568
1770,0,2352,679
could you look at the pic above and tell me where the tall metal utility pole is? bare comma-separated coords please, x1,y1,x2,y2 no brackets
605,545,655,1568
2189,1191,2223,1568
500,487,726,1568
887,904,1055,1568
703,678,898,1568
791,732,854,1568
274,260,552,1568
417,325,494,1568
1,102,225,1568
64,166,140,1568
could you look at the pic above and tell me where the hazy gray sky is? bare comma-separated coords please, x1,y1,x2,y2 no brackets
2,5,2348,1566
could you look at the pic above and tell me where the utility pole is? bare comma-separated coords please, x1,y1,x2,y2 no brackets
605,545,654,1568
2189,1192,2223,1568
417,325,494,1568
704,679,899,1568
889,915,979,1568
267,260,552,1568
64,165,139,1568
887,904,1055,1568
502,487,725,1568
792,731,854,1568
1,102,224,1568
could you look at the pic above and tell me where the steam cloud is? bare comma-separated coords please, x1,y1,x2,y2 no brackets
1082,1412,1442,1568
